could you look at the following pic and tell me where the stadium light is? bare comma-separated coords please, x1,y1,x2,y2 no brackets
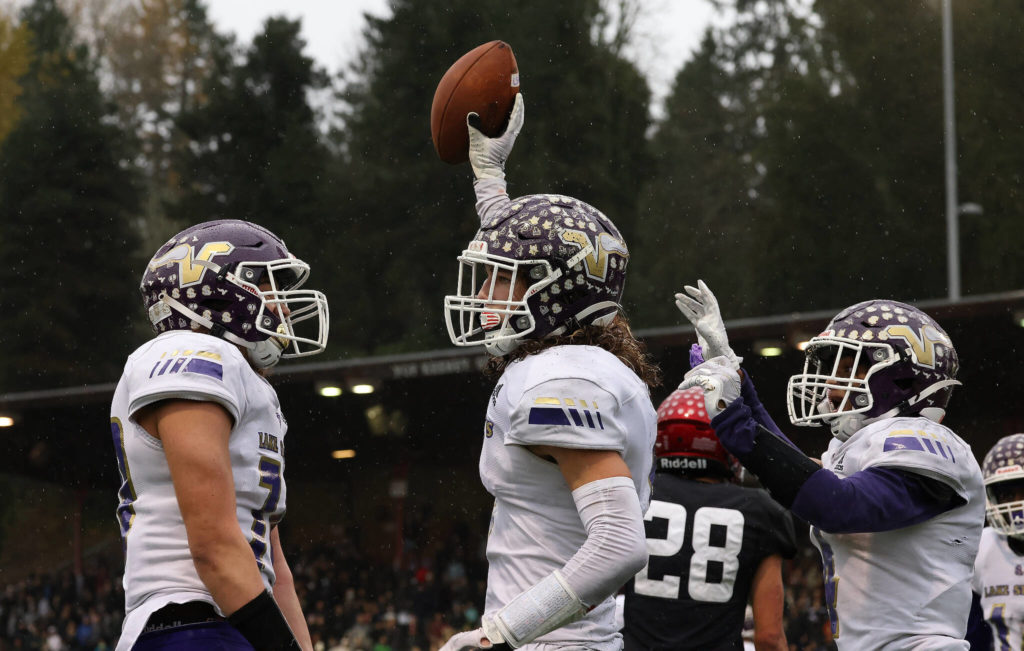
350,382,375,395
331,449,356,460
316,382,343,397
754,340,785,357
0,416,13,427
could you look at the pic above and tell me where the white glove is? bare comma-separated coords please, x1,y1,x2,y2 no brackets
674,280,742,371
679,356,742,419
468,93,525,180
438,616,506,650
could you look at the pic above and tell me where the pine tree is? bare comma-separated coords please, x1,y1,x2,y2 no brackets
0,0,142,390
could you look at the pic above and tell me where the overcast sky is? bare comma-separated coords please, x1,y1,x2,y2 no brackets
204,0,717,111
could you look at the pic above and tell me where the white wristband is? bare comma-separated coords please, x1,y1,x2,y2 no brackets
488,570,587,648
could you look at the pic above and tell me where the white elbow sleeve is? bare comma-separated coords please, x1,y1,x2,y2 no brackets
561,475,647,606
474,177,511,223
484,476,646,648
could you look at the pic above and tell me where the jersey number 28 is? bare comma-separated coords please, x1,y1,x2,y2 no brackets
634,500,745,603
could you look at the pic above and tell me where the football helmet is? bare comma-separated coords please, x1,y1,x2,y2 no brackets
983,434,1024,537
787,300,959,441
444,194,629,356
654,386,739,479
141,219,328,368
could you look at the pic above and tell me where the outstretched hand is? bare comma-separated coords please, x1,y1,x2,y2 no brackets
675,279,742,371
678,356,742,420
468,93,525,180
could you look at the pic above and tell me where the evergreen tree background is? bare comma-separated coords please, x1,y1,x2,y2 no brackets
0,0,1022,392
0,0,141,390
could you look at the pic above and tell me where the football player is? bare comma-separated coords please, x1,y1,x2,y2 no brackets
968,433,1024,649
438,95,660,651
111,220,328,651
677,281,984,650
622,386,795,651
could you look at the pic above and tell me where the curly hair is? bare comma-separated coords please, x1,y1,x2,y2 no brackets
484,313,662,389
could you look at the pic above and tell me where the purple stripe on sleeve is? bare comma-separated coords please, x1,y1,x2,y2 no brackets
184,358,224,381
528,407,570,426
155,358,175,376
567,409,583,426
882,436,925,452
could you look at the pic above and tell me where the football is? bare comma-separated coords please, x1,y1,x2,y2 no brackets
430,40,520,164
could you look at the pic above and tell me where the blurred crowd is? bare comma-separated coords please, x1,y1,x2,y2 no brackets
0,526,835,650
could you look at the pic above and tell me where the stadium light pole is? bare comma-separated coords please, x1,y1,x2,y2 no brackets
942,0,961,301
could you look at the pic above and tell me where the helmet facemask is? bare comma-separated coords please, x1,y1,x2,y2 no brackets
444,194,628,357
983,434,1024,538
787,338,896,440
986,478,1024,538
155,256,328,368
240,258,329,360
444,242,554,356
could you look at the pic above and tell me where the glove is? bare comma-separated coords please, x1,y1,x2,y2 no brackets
438,617,510,651
674,280,742,371
468,93,525,180
679,356,742,419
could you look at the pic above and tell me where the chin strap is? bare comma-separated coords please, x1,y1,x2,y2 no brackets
828,379,962,441
157,292,284,369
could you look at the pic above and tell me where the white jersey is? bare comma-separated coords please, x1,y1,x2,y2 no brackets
811,416,984,650
111,331,288,650
480,345,656,650
972,527,1024,649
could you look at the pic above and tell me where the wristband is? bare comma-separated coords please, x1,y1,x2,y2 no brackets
488,570,587,648
227,590,300,650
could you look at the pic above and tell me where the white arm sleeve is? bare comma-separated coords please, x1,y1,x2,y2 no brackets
485,476,647,647
474,177,511,224
562,475,648,606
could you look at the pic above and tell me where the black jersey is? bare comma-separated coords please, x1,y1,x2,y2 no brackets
623,473,797,651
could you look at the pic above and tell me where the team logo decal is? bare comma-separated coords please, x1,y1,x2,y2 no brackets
150,241,234,286
884,324,951,368
558,230,628,282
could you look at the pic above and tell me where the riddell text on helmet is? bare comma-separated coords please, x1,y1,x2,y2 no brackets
659,457,708,470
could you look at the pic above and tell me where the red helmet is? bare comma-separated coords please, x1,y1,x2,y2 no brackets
655,386,738,479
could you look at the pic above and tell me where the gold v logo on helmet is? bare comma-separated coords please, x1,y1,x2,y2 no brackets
559,230,629,282
149,242,234,286
884,324,951,368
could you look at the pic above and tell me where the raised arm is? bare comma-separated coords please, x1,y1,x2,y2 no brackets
467,93,524,223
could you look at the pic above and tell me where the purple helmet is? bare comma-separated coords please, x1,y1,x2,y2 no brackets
983,434,1024,537
444,194,629,355
787,300,959,440
141,219,328,368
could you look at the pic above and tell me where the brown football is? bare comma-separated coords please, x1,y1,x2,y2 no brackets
430,41,520,164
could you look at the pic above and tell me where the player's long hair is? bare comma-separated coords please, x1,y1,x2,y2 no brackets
485,313,662,389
